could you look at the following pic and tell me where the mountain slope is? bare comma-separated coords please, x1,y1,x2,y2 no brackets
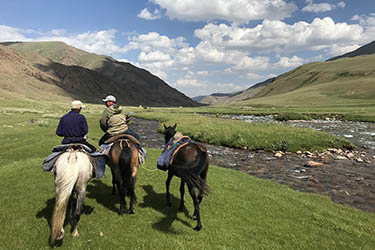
0,44,73,102
1,41,198,107
327,40,375,61
230,54,375,106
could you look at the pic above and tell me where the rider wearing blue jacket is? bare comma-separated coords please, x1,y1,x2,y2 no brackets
56,100,96,152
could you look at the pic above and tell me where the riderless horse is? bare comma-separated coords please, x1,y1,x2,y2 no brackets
50,145,93,246
162,124,210,231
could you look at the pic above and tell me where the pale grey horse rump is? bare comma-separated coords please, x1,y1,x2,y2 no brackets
49,149,93,246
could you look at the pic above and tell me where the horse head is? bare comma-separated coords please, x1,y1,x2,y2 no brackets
163,123,177,144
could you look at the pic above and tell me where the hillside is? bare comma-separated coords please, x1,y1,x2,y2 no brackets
0,41,198,107
231,54,375,106
327,40,375,61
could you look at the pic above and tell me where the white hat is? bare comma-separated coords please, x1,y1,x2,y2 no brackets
71,100,84,109
102,95,116,102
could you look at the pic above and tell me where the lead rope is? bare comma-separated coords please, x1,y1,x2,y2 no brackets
140,164,159,172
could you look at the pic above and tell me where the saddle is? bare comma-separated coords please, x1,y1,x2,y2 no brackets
158,134,202,170
52,143,93,154
103,134,147,165
43,144,98,176
104,134,141,145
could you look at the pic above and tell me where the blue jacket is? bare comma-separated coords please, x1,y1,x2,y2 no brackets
56,110,89,144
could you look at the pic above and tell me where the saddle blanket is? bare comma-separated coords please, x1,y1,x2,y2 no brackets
157,139,190,171
42,144,108,179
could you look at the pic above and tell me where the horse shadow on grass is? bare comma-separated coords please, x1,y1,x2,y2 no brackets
139,184,192,234
36,197,94,229
86,179,120,214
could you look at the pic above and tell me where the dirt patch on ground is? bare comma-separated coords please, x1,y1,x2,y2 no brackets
131,117,375,213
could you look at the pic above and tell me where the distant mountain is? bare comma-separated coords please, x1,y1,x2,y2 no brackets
327,40,375,61
0,41,199,107
225,77,275,103
196,92,241,105
195,77,275,105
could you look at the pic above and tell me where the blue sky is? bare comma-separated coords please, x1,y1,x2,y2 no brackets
1,0,375,97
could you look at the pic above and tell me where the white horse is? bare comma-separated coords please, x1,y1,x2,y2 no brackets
50,148,93,246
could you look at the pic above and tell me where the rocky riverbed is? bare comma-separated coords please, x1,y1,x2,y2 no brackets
130,117,375,213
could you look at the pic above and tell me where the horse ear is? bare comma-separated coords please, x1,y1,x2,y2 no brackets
173,123,177,129
163,124,167,130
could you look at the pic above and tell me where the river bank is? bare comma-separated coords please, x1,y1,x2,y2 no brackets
131,117,375,213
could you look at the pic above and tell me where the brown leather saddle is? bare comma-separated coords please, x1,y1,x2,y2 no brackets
104,134,141,145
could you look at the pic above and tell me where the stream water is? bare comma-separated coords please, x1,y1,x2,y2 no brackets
231,115,375,149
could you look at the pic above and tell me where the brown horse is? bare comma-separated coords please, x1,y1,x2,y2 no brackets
106,135,140,215
163,124,210,231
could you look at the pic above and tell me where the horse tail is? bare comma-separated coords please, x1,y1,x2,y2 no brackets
50,151,79,245
118,141,137,203
175,146,210,195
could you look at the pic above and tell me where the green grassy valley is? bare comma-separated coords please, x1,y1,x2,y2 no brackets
0,102,374,250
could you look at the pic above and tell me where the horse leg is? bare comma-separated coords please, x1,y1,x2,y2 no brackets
166,171,173,207
188,185,202,231
113,167,126,215
110,167,116,195
179,179,185,211
71,191,85,238
127,175,137,214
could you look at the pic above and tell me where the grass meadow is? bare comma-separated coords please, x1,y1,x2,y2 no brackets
1,103,375,250
134,111,354,152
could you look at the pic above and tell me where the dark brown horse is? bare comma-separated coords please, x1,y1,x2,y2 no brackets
106,135,140,215
163,124,210,231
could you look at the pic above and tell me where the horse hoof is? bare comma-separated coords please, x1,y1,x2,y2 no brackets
72,229,79,238
57,228,65,240
192,215,197,220
193,225,202,231
128,210,135,214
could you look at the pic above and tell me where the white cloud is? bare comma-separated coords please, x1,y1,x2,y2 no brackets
196,70,209,76
352,13,375,27
138,51,172,62
302,1,346,13
127,32,187,54
274,56,304,68
247,72,263,79
337,1,346,8
151,0,297,23
230,56,270,72
0,25,30,42
328,44,360,56
137,8,161,20
175,78,207,88
194,17,364,55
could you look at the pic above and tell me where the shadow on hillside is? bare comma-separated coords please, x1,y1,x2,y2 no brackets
86,179,120,214
139,185,192,234
36,196,94,229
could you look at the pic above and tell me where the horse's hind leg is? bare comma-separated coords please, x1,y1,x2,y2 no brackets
179,179,185,210
110,167,116,195
127,176,137,214
71,191,85,238
166,171,173,207
188,185,202,231
111,166,126,215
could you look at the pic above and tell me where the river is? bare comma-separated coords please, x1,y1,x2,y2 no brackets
231,115,375,149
